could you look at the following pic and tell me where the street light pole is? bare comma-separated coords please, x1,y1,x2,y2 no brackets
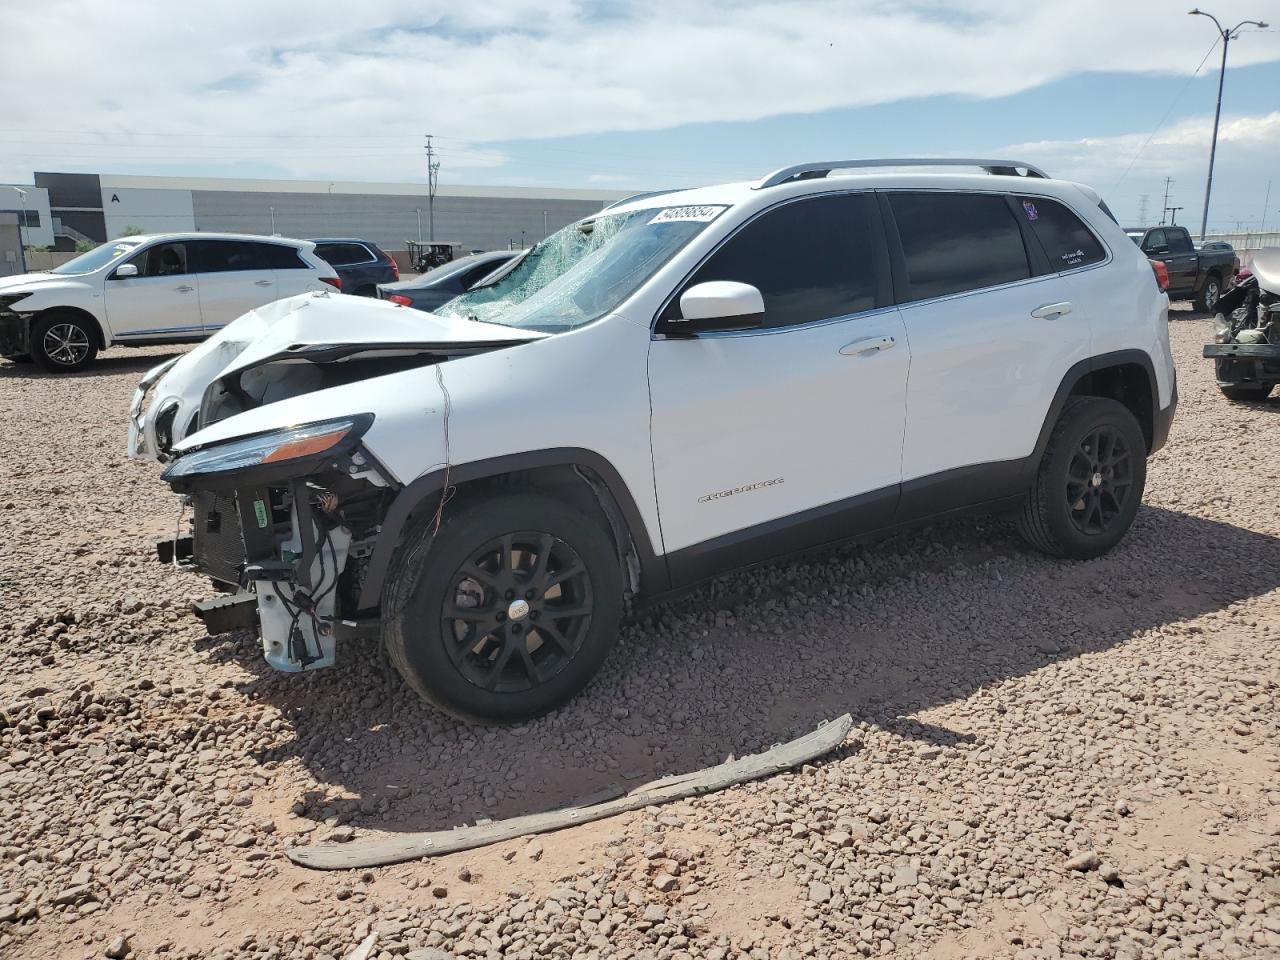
1188,9,1269,240
9,187,28,247
269,205,276,234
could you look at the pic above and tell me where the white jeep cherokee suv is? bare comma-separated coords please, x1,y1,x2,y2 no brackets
0,233,339,371
129,159,1177,723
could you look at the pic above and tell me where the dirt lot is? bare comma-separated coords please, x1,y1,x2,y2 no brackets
0,309,1277,960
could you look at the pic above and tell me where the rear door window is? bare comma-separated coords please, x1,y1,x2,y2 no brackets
667,193,886,330
887,192,1031,302
191,240,265,273
1016,197,1106,272
1142,229,1167,253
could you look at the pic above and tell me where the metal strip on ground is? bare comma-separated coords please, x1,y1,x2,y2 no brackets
287,713,853,870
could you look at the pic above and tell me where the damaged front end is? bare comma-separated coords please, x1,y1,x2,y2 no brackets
163,415,391,671
138,292,547,672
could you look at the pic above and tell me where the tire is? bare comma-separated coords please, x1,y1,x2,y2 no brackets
1194,274,1222,313
383,491,623,723
31,313,98,372
354,285,376,297
1219,383,1274,402
1017,397,1147,560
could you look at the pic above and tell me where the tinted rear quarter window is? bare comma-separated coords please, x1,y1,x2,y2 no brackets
1017,197,1106,271
257,243,308,269
889,192,1030,302
672,193,884,329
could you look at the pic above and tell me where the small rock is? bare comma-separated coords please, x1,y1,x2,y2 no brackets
326,826,355,844
104,934,130,959
525,839,544,861
643,904,668,922
808,881,832,904
653,872,678,893
1065,850,1101,872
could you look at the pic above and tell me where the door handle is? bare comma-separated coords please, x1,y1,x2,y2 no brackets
1030,301,1072,320
175,285,194,293
254,279,274,287
839,335,896,356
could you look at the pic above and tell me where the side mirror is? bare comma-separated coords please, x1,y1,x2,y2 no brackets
113,263,139,279
669,281,765,333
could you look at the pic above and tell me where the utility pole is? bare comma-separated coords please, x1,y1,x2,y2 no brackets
543,210,548,240
1137,194,1150,225
416,208,422,243
1261,180,1272,235
424,134,440,243
269,205,276,234
1160,178,1174,225
1188,9,1269,240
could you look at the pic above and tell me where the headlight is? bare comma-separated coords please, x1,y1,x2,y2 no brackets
162,415,373,483
1213,313,1232,343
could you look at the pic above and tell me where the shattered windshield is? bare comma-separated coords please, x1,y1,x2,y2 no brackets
436,205,726,331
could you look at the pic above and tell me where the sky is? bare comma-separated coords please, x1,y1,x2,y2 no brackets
2,0,1279,231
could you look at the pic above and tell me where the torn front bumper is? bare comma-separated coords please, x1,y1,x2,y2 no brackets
162,482,358,673
1203,342,1280,387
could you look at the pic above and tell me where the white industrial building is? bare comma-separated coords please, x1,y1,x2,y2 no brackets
22,172,634,254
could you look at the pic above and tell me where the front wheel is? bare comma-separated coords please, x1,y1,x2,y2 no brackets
31,313,98,372
1219,383,1274,402
383,492,623,723
1017,397,1147,560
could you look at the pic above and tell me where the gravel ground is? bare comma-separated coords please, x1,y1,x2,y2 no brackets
1,308,1277,960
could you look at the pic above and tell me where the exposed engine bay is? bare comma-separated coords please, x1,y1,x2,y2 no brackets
1204,249,1280,399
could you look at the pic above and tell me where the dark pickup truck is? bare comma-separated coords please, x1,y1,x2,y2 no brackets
1125,225,1238,312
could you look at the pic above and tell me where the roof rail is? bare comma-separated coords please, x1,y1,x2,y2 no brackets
754,158,1049,190
602,188,681,210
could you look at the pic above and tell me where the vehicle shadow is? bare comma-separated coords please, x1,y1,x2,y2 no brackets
204,503,1280,838
0,348,187,380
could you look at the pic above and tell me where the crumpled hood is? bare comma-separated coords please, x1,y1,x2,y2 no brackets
128,290,546,465
1252,248,1280,295
216,290,546,379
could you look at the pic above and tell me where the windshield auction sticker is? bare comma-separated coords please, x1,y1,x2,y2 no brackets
649,205,726,224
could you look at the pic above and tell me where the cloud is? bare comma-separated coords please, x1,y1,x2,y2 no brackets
1,0,1277,187
996,111,1280,225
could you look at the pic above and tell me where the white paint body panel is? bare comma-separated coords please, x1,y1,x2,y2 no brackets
898,273,1083,480
649,308,910,552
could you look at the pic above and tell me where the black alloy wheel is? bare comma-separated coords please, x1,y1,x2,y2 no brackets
443,532,593,693
383,491,623,722
1065,426,1135,536
1017,397,1147,560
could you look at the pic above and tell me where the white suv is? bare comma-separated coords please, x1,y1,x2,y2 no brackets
0,233,339,371
129,159,1177,723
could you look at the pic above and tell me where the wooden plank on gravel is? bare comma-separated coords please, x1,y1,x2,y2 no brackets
288,713,853,870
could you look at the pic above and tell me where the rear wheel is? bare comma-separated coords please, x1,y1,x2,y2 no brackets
383,492,623,723
1219,383,1274,402
31,313,98,372
1195,274,1222,313
1017,398,1147,560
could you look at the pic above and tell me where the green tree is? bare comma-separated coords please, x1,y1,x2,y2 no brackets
74,239,95,253
117,225,145,237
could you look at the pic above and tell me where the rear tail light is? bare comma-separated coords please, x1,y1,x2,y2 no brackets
388,256,400,281
388,295,412,307
320,276,342,291
1149,259,1169,293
